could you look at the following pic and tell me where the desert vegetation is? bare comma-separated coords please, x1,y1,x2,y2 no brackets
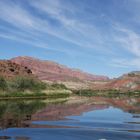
0,75,69,99
74,89,140,97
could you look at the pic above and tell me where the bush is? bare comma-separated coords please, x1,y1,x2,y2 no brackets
0,75,71,98
74,89,98,96
74,89,140,97
10,76,46,92
0,76,7,90
51,83,67,89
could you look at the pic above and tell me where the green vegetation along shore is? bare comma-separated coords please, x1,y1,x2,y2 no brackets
1,75,140,99
0,75,70,99
74,89,140,97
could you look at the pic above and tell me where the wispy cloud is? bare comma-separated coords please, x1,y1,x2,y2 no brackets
109,23,140,68
113,25,140,57
29,0,102,47
29,0,77,27
110,58,140,69
0,1,36,29
1,0,140,75
0,0,109,52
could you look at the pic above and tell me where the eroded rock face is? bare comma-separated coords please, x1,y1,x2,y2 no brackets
5,56,140,91
108,72,140,90
0,60,32,78
91,72,140,91
11,56,109,82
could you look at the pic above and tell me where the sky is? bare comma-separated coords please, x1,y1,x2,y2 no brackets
0,0,140,78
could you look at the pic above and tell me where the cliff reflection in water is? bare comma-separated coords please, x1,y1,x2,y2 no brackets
0,96,139,130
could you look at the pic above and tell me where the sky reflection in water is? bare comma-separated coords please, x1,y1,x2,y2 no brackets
0,97,140,140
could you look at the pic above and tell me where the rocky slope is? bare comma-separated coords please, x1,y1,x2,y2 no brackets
110,71,140,91
0,60,32,78
91,71,140,91
11,56,109,82
1,56,140,91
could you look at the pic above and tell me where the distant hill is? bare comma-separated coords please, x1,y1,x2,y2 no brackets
1,56,140,91
11,56,109,83
0,60,32,78
91,71,140,91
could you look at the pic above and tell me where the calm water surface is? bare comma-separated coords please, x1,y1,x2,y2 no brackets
0,97,140,140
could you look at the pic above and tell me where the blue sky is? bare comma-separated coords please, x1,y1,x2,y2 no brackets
0,0,140,78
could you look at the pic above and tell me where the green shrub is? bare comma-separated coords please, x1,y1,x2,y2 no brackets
74,89,140,97
0,76,7,90
74,89,98,96
51,83,67,89
10,76,46,92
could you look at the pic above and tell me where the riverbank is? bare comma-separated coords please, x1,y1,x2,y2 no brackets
74,89,140,97
0,75,71,99
1,74,140,100
0,89,71,100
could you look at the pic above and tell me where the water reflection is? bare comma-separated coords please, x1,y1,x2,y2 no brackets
0,96,139,140
0,99,67,130
0,100,46,130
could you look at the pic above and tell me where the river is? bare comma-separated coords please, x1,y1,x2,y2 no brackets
0,96,140,140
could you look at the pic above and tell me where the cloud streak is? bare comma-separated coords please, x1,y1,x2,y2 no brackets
1,0,140,74
0,0,108,52
113,25,140,57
